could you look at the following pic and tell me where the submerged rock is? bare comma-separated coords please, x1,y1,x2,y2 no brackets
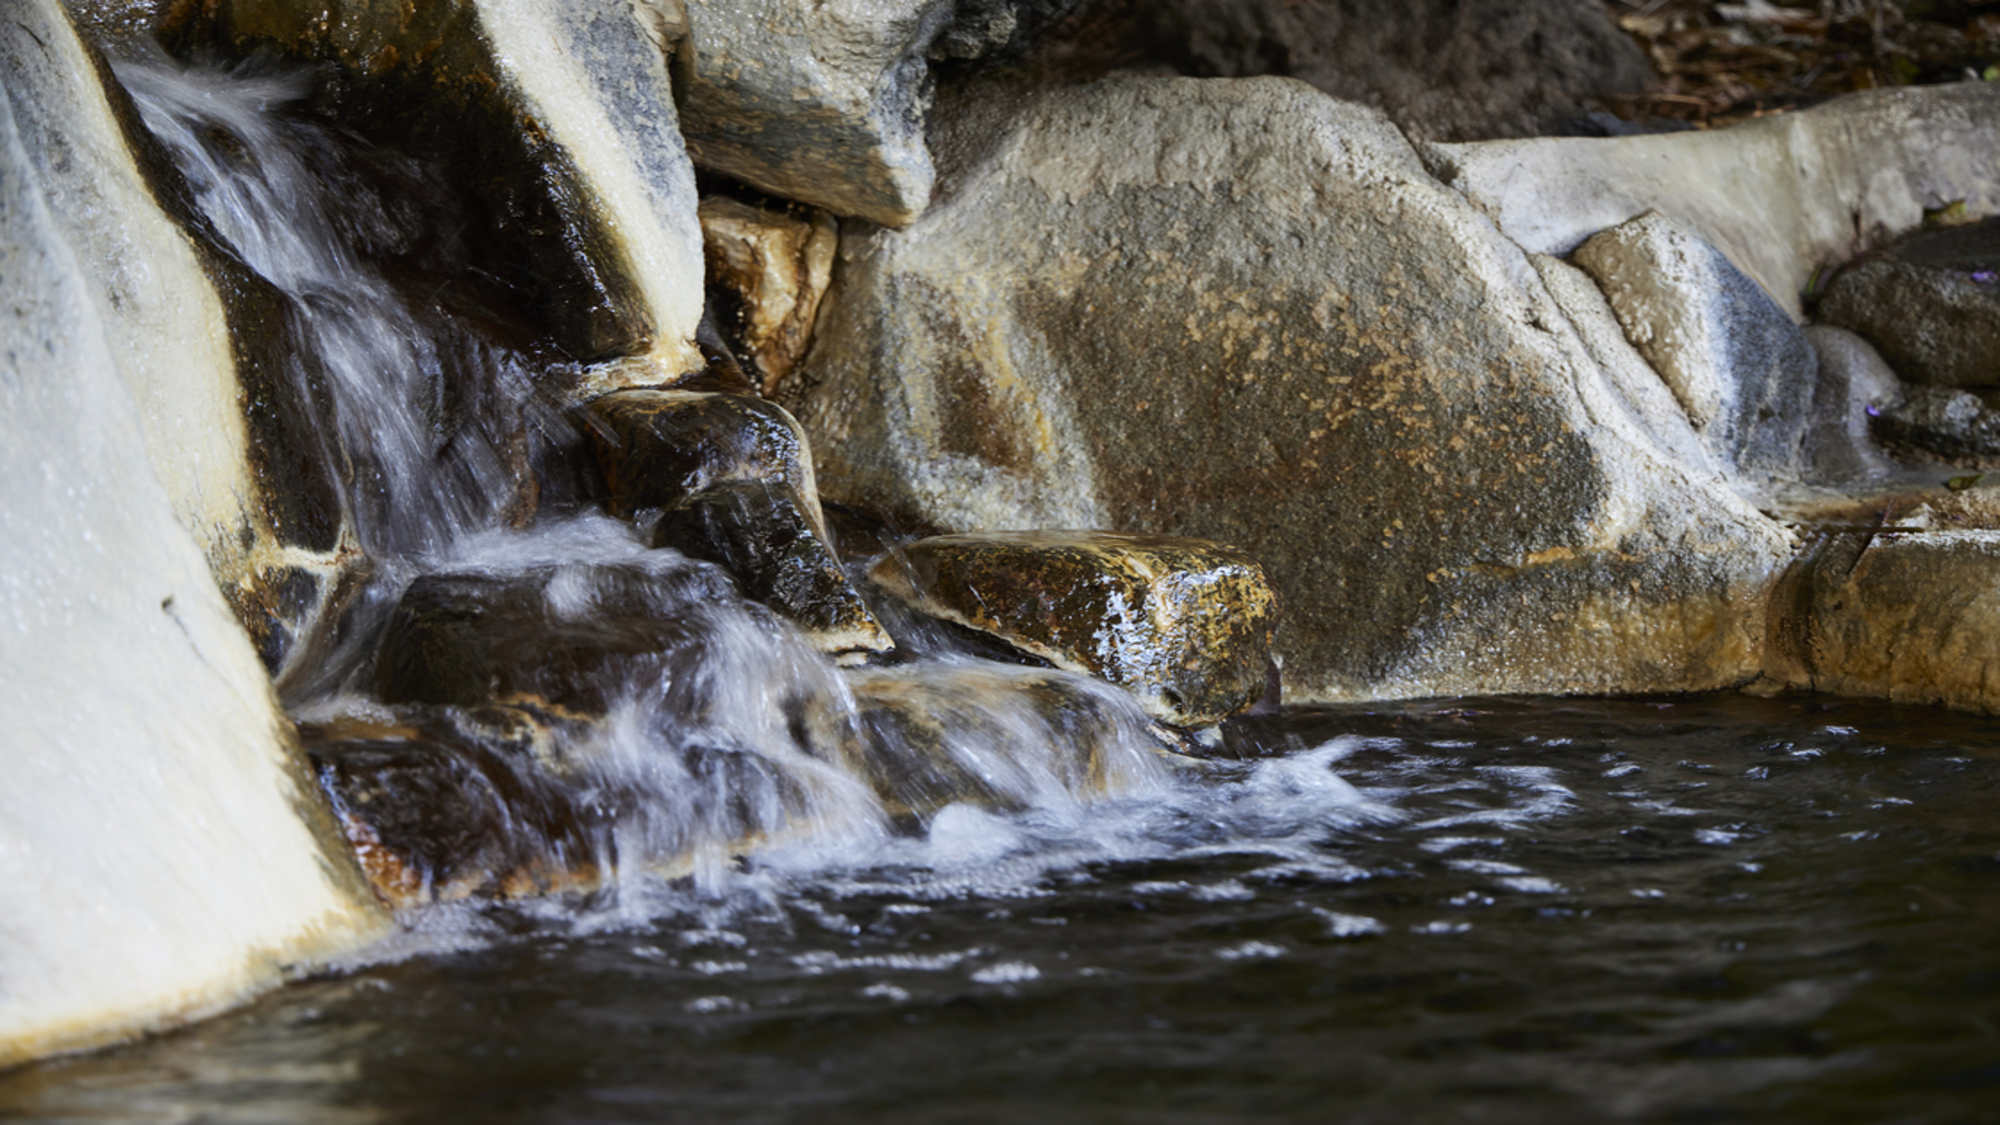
796,77,1788,703
847,665,1170,822
1571,212,1817,482
869,531,1275,726
1815,217,2000,389
656,480,892,657
1767,531,2000,714
698,197,838,399
374,564,740,717
586,389,820,521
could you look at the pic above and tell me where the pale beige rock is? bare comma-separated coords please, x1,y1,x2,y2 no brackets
0,6,386,1066
699,197,839,398
794,77,1791,703
1767,531,2000,713
1426,84,2000,320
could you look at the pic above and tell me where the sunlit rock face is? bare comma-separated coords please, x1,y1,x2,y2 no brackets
1767,530,2000,714
0,0,385,1067
870,531,1276,726
698,196,839,399
153,0,706,376
678,0,1078,226
794,76,1790,703
1424,83,2000,321
1816,217,2000,391
1571,212,1818,486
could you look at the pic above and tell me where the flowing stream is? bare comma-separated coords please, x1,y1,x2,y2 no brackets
6,57,1994,1123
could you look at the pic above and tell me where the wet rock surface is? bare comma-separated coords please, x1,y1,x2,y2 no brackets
1815,217,2000,390
798,76,1788,703
374,563,741,716
586,389,821,522
654,480,893,657
698,197,837,399
869,531,1275,727
1571,212,1817,482
1767,530,2000,715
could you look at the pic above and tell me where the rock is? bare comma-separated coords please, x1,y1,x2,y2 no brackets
1800,326,1903,483
794,77,1790,703
1052,0,1653,143
847,664,1170,822
1570,212,1818,482
654,480,893,657
869,532,1276,727
1815,217,2000,388
1872,385,2000,462
374,563,741,716
307,725,607,908
586,388,825,524
155,0,705,374
0,0,384,1068
1426,83,2000,321
677,0,1078,226
1766,530,2000,714
699,197,838,399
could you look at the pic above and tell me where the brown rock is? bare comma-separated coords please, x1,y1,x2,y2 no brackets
654,480,893,657
584,388,821,523
1817,217,2000,389
869,531,1275,726
699,197,838,399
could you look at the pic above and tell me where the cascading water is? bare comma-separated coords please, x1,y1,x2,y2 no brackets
115,55,1175,904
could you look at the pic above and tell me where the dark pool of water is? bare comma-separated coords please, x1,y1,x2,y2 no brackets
4,693,1998,1124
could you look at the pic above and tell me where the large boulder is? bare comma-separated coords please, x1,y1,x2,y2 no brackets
1425,83,2000,321
677,0,1078,226
792,77,1791,703
1570,212,1818,483
1815,217,2000,389
869,531,1275,726
0,1,385,1067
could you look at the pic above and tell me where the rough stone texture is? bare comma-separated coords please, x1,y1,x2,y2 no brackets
847,664,1170,822
869,532,1275,726
1073,0,1653,143
157,0,705,376
586,388,827,524
1872,385,2000,461
374,564,740,717
1815,217,2000,388
654,480,893,657
1767,531,2000,714
1426,83,2000,320
677,0,1074,226
699,196,839,398
794,77,1790,703
1571,212,1818,483
1800,326,1903,484
0,6,385,1066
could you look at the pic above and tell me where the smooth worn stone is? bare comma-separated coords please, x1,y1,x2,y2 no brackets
1067,0,1652,143
1815,218,2000,388
1766,530,2000,714
0,0,385,1069
1800,326,1903,483
1871,385,2000,462
1426,83,2000,320
308,731,607,908
869,531,1276,726
155,0,705,374
677,0,1076,226
797,77,1788,704
698,197,838,399
1571,212,1817,482
586,389,823,523
847,664,1170,823
374,563,740,717
654,480,893,657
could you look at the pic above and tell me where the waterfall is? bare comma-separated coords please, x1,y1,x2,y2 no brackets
116,55,1172,904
